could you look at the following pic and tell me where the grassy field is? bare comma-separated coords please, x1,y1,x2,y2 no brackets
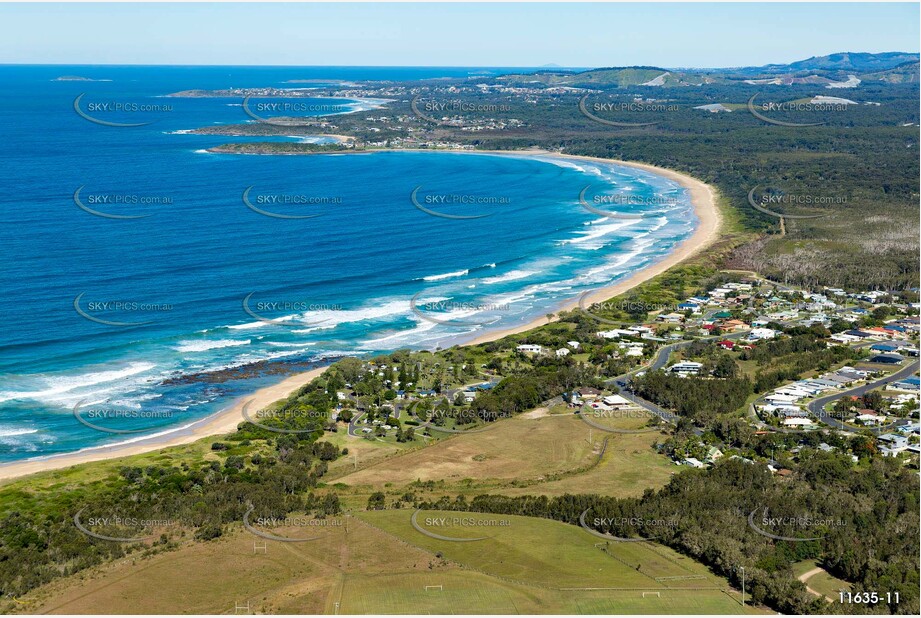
331,412,598,488
14,509,765,615
14,515,438,615
792,560,852,602
322,422,424,478
359,509,719,589
355,509,764,614
329,411,676,505
337,572,755,615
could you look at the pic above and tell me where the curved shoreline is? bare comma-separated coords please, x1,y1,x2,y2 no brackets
457,150,722,345
0,151,721,483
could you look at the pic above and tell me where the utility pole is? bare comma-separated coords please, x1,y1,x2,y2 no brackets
741,565,746,607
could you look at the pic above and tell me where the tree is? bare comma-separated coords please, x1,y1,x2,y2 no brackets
713,354,739,378
367,492,386,510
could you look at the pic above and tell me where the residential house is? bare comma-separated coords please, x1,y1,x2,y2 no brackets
878,433,909,452
856,410,887,425
669,361,704,377
869,353,903,365
892,377,920,391
748,327,778,341
576,387,602,401
516,344,543,354
602,394,635,409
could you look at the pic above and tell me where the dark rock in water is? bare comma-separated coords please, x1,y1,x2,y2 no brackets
160,357,342,386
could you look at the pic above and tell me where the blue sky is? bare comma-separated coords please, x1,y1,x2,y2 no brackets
0,2,918,67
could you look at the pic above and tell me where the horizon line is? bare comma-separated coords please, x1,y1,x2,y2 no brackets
2,52,918,72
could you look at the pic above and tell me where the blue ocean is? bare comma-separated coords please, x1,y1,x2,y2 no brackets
0,65,696,461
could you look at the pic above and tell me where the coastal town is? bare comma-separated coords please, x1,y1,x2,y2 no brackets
1,4,918,612
328,274,920,474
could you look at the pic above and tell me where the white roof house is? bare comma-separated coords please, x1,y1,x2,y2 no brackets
669,361,703,375
602,394,634,408
555,347,570,357
516,344,543,354
748,328,778,341
765,393,800,404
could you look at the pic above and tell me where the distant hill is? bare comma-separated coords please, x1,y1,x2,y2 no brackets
496,52,920,89
498,66,717,87
777,51,919,73
860,61,920,84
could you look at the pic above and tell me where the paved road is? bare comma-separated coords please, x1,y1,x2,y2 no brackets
807,361,920,434
346,411,366,436
602,331,749,427
608,330,748,385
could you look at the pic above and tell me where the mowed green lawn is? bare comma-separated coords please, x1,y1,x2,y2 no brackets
360,510,724,589
338,571,755,615
338,571,524,614
352,509,761,614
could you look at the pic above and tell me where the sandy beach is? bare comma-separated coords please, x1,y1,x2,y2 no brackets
0,151,720,483
460,150,722,345
0,367,327,482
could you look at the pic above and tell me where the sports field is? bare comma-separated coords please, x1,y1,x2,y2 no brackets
17,510,765,614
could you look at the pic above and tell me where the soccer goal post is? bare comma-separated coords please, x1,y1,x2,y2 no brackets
424,585,443,591
641,591,661,598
